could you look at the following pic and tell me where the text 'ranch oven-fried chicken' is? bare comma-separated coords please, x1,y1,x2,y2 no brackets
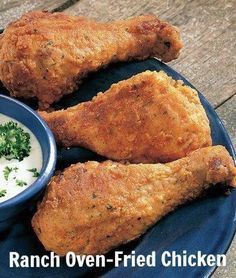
0,11,183,109
32,146,236,256
40,71,212,163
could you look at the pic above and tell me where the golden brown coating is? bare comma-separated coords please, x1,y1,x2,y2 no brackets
39,71,212,163
0,11,183,109
32,145,236,255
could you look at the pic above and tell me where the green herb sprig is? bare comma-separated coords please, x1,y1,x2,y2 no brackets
16,180,27,187
0,189,7,197
3,166,13,181
27,168,40,177
3,166,18,181
0,121,31,161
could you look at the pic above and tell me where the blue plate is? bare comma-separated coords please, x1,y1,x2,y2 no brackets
0,58,235,278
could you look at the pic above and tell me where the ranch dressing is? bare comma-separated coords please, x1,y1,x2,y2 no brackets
0,114,43,203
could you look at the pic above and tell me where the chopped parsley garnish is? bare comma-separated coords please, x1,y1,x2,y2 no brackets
0,189,7,197
0,121,31,161
3,166,18,181
3,166,13,181
16,179,27,187
27,168,40,177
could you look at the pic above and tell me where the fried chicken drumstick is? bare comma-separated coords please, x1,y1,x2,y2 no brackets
39,71,211,163
0,11,183,109
32,146,236,255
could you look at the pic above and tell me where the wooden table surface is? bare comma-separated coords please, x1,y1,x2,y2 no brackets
0,0,235,277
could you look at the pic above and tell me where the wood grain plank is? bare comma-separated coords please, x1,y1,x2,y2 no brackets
216,95,236,147
214,95,236,278
65,0,236,108
0,0,78,29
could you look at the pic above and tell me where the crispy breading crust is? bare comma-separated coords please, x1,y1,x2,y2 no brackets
32,146,236,255
39,71,212,163
0,11,183,109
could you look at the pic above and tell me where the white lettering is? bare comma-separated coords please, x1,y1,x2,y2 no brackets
41,255,49,267
173,251,182,267
161,251,172,267
197,251,207,266
114,251,124,267
86,255,95,267
75,255,87,267
21,256,29,267
31,255,40,267
9,252,20,267
50,252,60,267
146,251,156,267
206,255,216,267
136,255,145,267
9,250,226,268
66,252,76,267
161,251,226,267
217,254,226,266
188,254,196,266
96,255,106,267
123,254,131,267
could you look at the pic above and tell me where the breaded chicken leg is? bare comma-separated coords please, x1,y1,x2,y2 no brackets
0,11,183,109
39,71,212,163
32,146,236,255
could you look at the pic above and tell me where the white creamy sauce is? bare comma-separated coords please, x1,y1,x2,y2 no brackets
0,114,43,203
